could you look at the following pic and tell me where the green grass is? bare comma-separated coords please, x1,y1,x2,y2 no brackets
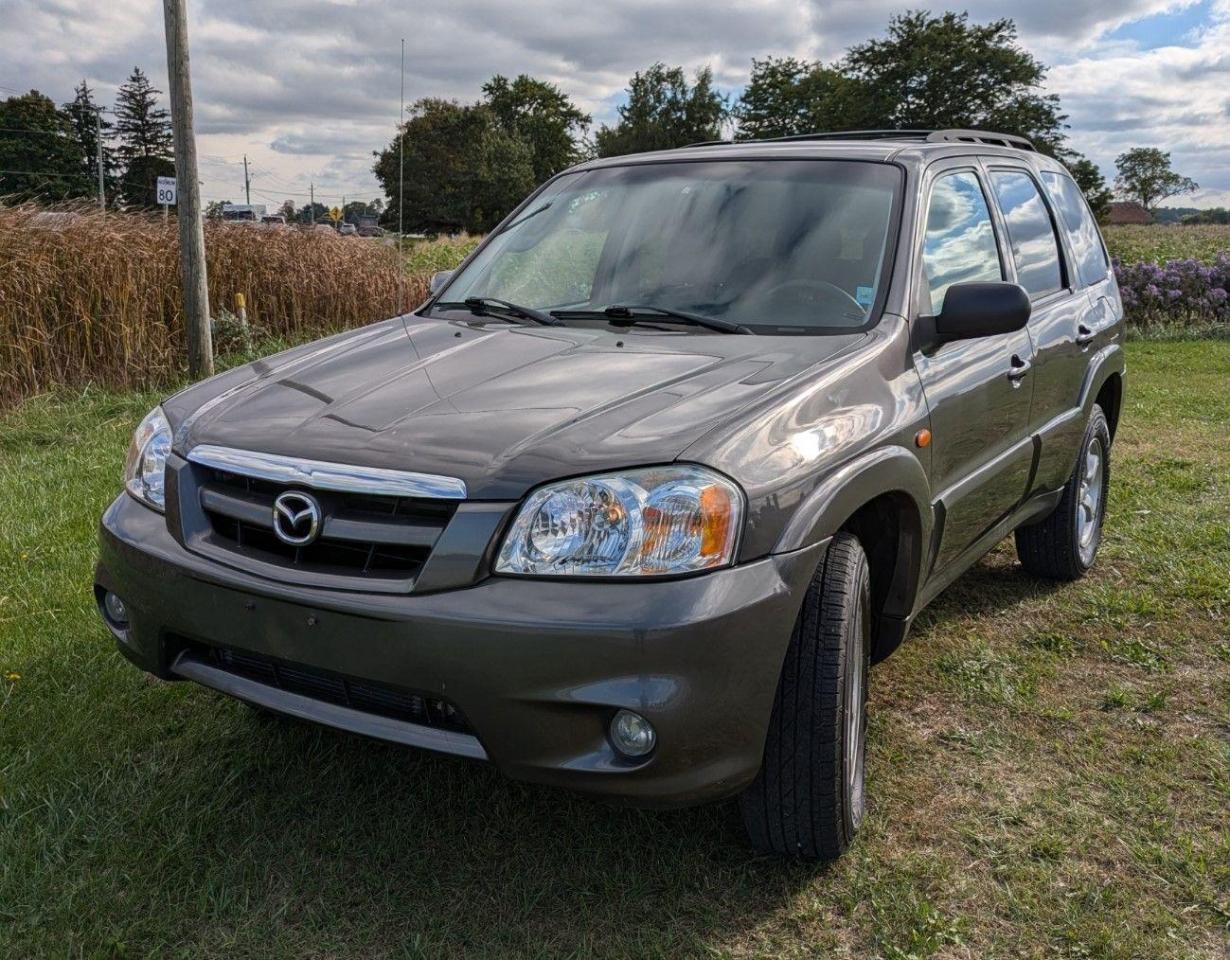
2,343,1228,958
402,235,482,275
1103,224,1230,264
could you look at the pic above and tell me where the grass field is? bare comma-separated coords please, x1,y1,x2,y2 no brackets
1103,224,1230,264
1,341,1227,959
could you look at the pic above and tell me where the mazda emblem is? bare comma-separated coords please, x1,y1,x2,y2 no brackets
272,491,322,546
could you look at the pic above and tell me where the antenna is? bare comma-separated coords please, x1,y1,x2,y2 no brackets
398,37,406,314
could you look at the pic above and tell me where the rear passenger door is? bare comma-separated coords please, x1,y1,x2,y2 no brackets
913,163,1036,575
985,165,1096,494
1036,169,1118,488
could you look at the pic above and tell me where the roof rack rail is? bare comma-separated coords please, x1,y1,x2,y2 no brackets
686,129,1036,151
923,129,1036,151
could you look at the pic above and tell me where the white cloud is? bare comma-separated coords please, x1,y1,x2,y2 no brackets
0,0,1224,206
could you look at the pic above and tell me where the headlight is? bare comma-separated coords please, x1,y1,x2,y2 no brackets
495,465,743,577
123,406,172,512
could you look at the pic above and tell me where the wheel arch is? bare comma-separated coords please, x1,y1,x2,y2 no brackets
775,446,931,661
1079,344,1126,443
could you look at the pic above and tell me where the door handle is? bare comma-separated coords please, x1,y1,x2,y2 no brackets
1076,324,1096,347
1007,354,1031,383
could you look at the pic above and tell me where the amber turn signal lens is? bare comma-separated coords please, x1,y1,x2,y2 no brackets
915,429,932,448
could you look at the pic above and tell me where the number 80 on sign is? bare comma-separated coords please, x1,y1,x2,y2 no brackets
156,177,177,206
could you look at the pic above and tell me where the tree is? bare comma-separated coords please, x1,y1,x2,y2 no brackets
295,201,328,224
373,98,536,234
342,199,383,224
1181,207,1230,225
734,57,873,140
0,90,90,202
277,199,296,222
482,74,590,183
1062,154,1113,221
848,13,1066,151
594,63,728,158
113,67,174,209
63,80,116,204
1114,148,1197,214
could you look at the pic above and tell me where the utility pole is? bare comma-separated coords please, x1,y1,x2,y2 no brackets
162,0,213,378
243,153,250,205
310,182,314,224
95,108,105,214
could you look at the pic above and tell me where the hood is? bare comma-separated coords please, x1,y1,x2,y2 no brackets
175,316,866,499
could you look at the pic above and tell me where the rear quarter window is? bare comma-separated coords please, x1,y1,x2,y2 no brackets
1041,171,1110,287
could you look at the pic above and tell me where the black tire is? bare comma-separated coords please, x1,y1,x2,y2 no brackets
739,532,870,860
1015,404,1111,580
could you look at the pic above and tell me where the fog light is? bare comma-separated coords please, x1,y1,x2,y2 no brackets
103,591,128,625
610,709,656,758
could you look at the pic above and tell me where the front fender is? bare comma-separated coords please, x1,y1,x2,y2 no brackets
774,445,932,555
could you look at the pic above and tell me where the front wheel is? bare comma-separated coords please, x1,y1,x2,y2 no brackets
1015,405,1111,580
739,532,870,860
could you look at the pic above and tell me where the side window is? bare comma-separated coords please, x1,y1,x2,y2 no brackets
1041,171,1110,287
989,170,1063,299
920,171,1003,315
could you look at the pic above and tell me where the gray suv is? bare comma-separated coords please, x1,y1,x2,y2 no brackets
97,129,1124,860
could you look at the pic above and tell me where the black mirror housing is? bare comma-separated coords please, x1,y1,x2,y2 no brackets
933,282,1031,344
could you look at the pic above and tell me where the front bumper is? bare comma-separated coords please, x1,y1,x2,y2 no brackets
96,493,826,807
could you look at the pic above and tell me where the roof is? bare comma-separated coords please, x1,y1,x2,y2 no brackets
572,129,1063,174
1105,201,1152,225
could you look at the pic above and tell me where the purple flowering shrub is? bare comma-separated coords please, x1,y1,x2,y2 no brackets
1114,255,1230,331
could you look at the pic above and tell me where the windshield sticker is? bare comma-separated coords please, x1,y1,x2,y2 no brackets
855,285,874,307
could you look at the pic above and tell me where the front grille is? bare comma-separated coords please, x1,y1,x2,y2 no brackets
203,645,472,734
194,467,456,588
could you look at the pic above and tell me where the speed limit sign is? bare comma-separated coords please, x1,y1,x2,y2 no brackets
156,176,177,206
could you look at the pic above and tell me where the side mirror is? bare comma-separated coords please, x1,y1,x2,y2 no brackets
429,270,453,295
933,282,1031,344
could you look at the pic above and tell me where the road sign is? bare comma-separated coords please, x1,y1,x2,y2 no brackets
328,206,342,222
156,176,177,206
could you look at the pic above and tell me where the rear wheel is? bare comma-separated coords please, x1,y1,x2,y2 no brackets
739,532,870,860
1015,405,1111,580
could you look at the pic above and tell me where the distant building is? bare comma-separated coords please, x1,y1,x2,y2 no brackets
1105,201,1152,225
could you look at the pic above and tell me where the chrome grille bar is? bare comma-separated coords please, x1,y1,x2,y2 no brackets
187,445,467,500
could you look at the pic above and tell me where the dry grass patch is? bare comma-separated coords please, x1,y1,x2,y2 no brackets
0,205,446,406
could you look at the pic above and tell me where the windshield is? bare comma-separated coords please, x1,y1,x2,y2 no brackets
429,160,902,334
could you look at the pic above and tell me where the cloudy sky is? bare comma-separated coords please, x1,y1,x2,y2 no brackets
3,0,1227,208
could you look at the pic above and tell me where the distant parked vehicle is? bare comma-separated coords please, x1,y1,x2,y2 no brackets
220,204,266,223
356,215,383,237
339,222,358,236
260,215,287,226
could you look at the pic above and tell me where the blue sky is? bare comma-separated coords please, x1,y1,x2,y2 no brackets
1104,0,1210,48
2,0,1226,207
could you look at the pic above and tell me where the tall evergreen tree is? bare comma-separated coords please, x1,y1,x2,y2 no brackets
0,90,89,202
594,64,728,158
113,67,174,209
63,80,116,205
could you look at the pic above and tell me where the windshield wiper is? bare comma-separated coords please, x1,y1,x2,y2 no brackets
551,304,750,335
434,297,563,327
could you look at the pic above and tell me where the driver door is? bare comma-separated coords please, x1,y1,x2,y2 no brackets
914,162,1036,577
